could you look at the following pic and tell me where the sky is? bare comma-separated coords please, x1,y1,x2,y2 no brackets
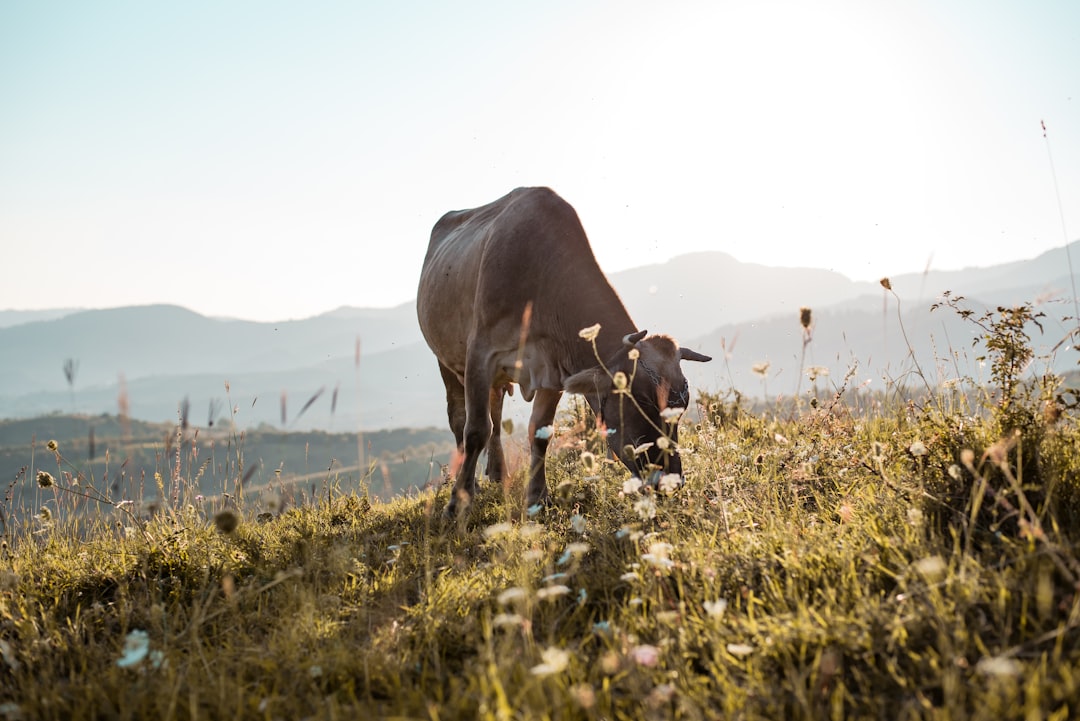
2,0,1078,322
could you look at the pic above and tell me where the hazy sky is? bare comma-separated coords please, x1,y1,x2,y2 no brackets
2,0,1078,322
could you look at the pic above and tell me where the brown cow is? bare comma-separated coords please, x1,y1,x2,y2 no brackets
417,187,711,515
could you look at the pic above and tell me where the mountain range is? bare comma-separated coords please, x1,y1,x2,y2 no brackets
2,242,1077,432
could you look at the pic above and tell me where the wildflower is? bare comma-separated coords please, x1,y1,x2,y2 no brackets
879,277,892,291
531,646,570,676
498,587,527,605
642,541,675,569
632,441,654,456
629,644,660,667
909,440,928,457
483,522,514,539
703,599,728,619
580,452,597,474
799,307,812,330
907,508,924,526
536,585,571,600
634,496,657,520
570,514,586,534
36,471,54,488
751,361,770,378
871,441,886,463
542,572,568,583
556,543,590,566
726,643,755,658
656,436,671,451
622,477,644,495
612,372,628,391
648,684,676,705
116,630,150,668
600,650,622,674
570,684,597,709
592,620,612,635
493,613,524,628
960,448,975,467
976,656,1022,678
660,407,684,422
578,324,601,342
657,474,682,495
913,555,946,581
308,665,323,679
38,507,52,523
534,425,553,440
526,503,543,517
620,571,639,582
806,365,829,382
947,464,962,480
46,440,58,452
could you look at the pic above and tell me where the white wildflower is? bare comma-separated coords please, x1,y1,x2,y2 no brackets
657,474,682,495
498,587,527,605
116,629,150,668
634,496,657,520
703,599,728,619
531,647,570,676
726,643,755,658
578,324,601,342
537,585,571,600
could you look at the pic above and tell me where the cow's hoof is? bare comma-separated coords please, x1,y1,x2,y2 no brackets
444,488,475,519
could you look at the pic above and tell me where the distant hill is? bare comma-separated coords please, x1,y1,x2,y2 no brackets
1,241,1077,431
0,413,456,515
0,308,83,328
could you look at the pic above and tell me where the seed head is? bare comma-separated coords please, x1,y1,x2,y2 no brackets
46,440,59,452
36,471,55,488
578,324,601,342
214,510,239,534
799,307,812,330
879,277,892,291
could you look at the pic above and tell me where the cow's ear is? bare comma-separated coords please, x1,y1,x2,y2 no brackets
564,367,613,396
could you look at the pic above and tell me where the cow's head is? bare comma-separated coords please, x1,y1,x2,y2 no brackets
564,330,711,485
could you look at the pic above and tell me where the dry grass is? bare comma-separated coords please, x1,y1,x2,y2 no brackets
2,305,1080,720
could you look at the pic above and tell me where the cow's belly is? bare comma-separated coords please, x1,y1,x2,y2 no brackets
493,344,564,401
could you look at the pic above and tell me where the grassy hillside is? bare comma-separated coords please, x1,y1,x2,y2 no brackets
0,413,456,519
1,304,1079,719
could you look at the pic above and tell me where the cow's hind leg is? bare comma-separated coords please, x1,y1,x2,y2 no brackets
485,384,508,483
438,362,466,452
446,350,494,516
525,389,562,509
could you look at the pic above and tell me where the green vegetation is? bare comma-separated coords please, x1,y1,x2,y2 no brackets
1,301,1079,720
0,415,455,521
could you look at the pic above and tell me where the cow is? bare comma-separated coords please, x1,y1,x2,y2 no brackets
416,187,711,516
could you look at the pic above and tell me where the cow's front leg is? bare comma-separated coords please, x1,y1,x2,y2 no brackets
525,389,562,509
484,384,508,483
446,353,495,516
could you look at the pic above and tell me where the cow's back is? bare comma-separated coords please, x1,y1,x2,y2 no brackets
417,187,607,375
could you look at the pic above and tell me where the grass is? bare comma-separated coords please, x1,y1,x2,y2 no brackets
2,304,1080,720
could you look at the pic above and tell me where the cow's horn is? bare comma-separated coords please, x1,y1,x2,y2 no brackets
623,330,648,347
680,348,712,363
